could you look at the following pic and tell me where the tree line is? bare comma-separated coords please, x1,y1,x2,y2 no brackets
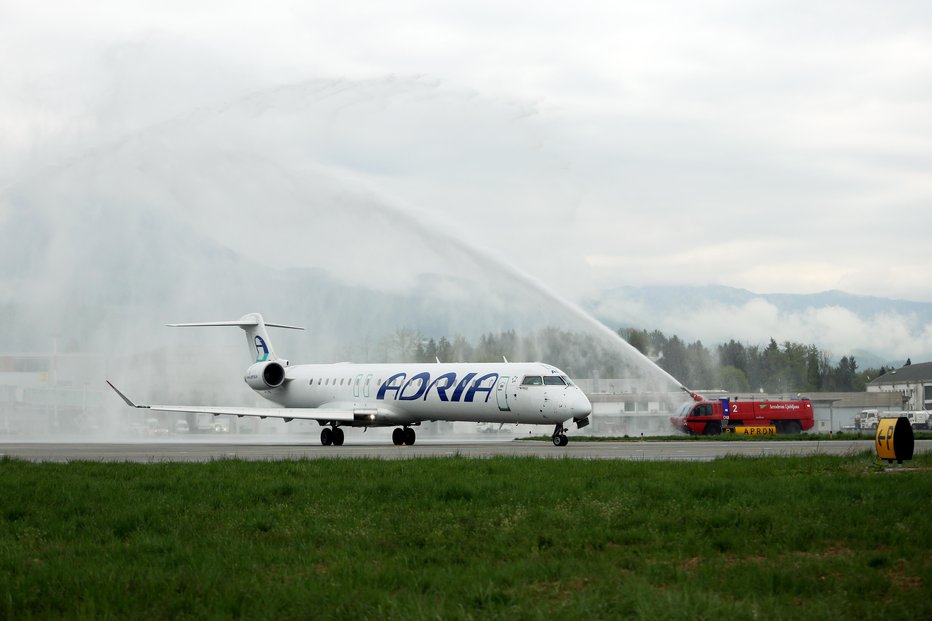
619,328,887,393
371,327,629,380
368,326,893,393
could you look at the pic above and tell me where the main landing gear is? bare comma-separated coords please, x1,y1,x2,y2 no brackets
320,426,345,446
392,427,416,446
552,423,569,447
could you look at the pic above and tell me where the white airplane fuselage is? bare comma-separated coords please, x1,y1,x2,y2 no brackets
108,313,592,446
258,361,592,427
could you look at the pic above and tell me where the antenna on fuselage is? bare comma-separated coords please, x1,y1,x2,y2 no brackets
502,355,509,363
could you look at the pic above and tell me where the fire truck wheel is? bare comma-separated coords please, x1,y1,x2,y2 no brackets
703,424,721,436
784,421,802,435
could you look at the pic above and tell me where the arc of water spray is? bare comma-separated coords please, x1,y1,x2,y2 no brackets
302,168,686,392
7,76,687,393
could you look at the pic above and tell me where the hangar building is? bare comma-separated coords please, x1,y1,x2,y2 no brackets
866,361,932,412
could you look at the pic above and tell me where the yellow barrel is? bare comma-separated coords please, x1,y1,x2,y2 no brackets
875,417,914,463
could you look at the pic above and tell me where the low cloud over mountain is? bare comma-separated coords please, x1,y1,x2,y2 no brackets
587,285,932,364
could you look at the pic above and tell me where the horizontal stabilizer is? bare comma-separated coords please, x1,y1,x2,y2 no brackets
165,313,302,364
167,320,304,330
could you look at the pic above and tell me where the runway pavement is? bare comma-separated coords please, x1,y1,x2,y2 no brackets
3,438,929,463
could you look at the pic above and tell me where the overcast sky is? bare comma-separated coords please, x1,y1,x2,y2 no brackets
3,1,931,304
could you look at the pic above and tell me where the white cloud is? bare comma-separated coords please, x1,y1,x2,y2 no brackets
2,0,931,309
598,296,932,360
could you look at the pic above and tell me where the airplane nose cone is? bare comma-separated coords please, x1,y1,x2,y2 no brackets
571,391,592,419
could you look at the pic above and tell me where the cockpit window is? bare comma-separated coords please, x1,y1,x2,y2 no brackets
543,376,567,386
521,376,543,386
560,375,574,386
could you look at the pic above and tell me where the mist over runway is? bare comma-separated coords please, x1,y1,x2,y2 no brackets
4,439,930,464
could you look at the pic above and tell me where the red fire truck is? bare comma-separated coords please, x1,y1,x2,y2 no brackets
670,393,814,435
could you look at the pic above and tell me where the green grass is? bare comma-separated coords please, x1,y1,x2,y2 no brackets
1,455,930,620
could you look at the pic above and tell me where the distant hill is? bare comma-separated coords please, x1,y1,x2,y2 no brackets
585,285,932,364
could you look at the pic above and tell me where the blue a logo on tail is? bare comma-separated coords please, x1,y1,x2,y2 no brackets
255,336,270,362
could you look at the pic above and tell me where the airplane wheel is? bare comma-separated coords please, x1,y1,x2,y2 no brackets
552,435,562,447
560,435,569,446
332,427,344,446
403,427,416,446
320,427,333,446
392,428,404,446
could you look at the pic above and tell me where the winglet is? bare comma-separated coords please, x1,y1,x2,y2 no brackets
106,380,147,409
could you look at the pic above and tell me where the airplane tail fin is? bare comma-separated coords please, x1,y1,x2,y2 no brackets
167,313,304,364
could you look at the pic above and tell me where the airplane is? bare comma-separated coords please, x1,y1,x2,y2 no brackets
107,312,593,446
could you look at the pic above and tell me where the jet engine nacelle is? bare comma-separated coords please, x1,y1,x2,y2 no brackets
244,361,286,391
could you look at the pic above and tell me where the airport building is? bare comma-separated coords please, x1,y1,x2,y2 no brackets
0,348,253,436
0,351,109,434
866,361,932,411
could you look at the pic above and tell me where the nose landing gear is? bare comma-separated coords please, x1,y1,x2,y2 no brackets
551,423,569,447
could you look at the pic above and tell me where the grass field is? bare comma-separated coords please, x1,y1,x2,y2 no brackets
1,454,930,620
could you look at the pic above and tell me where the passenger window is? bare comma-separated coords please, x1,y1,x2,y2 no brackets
543,376,566,386
325,379,330,385
340,378,344,385
522,376,543,386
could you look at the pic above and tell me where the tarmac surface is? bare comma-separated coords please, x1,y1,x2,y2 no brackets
3,438,930,463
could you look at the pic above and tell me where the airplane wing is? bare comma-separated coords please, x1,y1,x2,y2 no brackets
106,381,364,423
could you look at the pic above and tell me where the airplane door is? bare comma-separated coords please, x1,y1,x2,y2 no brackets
364,374,373,399
496,376,511,412
354,374,363,399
